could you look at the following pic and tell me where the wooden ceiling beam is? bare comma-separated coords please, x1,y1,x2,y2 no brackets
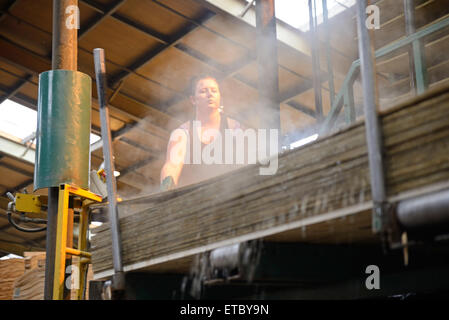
107,9,217,86
2,179,33,197
78,0,128,41
0,0,19,22
0,74,33,105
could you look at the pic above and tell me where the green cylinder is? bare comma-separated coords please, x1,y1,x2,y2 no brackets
34,70,92,190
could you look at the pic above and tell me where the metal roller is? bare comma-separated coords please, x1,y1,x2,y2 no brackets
397,188,449,230
209,240,262,281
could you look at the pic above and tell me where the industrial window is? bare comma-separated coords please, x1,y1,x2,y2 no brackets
246,0,356,32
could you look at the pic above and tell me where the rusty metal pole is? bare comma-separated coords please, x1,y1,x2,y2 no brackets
52,0,78,70
44,0,78,300
255,0,281,137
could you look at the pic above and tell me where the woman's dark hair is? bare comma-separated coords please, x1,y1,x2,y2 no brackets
189,73,221,96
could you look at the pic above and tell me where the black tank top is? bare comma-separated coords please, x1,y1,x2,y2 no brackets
177,115,244,188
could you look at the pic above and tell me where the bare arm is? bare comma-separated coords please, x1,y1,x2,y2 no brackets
160,128,188,188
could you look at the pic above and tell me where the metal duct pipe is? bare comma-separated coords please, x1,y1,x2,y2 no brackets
397,189,449,230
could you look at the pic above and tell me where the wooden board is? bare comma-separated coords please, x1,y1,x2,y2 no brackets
0,258,25,300
0,252,44,300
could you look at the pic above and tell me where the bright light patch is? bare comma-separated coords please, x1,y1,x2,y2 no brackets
0,99,101,144
0,253,23,260
246,0,356,32
90,221,103,227
0,99,37,140
90,133,101,144
290,134,318,149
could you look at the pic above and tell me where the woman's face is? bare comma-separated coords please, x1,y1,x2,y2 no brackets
191,78,221,111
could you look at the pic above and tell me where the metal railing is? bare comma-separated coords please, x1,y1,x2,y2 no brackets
319,14,449,136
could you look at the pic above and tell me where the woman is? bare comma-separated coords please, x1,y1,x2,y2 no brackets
160,74,244,190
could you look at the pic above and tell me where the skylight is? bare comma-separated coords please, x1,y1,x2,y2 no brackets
0,99,37,140
247,0,356,32
0,99,100,145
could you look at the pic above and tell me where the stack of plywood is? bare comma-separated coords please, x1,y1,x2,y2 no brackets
12,266,46,300
23,252,46,270
0,259,25,300
12,252,46,300
90,84,449,278
10,252,94,300
69,256,94,300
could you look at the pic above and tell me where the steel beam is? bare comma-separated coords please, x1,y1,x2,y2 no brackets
94,48,125,294
0,135,35,164
255,0,280,131
285,101,317,119
404,0,428,95
322,0,335,107
308,0,323,120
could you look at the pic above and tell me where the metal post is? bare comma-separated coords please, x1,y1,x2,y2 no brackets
44,187,58,300
344,85,356,124
404,0,428,95
404,0,416,93
308,0,323,120
322,0,335,107
52,0,77,71
355,0,388,234
93,48,125,296
45,0,78,300
255,0,281,134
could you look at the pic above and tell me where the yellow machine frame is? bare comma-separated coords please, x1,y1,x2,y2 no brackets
53,184,102,300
